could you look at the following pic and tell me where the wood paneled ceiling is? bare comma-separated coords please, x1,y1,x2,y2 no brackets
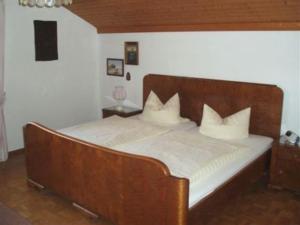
67,0,300,33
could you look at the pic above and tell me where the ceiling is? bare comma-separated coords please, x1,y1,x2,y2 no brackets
67,0,300,33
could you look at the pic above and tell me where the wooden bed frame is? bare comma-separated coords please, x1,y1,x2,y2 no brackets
24,74,283,225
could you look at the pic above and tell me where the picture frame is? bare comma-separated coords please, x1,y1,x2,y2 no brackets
34,20,58,61
107,58,124,76
125,42,139,65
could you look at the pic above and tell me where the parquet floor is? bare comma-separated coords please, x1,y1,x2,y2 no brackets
1,153,300,225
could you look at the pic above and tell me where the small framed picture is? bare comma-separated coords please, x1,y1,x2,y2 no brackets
107,58,124,76
125,42,139,65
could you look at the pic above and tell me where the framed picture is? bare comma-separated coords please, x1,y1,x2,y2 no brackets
34,20,58,61
125,42,139,65
107,58,124,76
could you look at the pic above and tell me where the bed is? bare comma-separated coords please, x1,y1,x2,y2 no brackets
24,74,283,225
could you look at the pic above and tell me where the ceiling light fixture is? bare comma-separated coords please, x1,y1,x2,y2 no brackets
19,0,72,8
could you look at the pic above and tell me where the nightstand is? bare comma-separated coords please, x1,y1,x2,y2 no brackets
102,106,143,119
269,140,300,192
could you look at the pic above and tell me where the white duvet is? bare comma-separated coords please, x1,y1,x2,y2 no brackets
114,129,249,183
58,115,195,148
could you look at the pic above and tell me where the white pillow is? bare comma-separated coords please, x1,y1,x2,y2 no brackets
139,91,182,125
199,104,251,140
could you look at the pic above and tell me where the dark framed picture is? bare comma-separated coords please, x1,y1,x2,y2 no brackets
107,58,124,76
34,20,58,61
125,42,139,65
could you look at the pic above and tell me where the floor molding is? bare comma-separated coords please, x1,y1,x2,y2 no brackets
8,148,25,156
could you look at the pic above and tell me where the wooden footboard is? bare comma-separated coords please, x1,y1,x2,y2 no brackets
24,122,189,225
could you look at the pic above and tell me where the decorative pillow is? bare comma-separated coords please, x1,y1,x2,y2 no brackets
139,91,182,125
199,104,251,140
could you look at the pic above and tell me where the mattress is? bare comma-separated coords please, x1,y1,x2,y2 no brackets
58,115,196,148
113,127,273,208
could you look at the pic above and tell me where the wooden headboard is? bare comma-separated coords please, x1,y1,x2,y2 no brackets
143,74,283,139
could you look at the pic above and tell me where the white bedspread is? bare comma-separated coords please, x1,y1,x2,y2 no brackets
189,133,273,208
58,115,196,148
114,130,249,183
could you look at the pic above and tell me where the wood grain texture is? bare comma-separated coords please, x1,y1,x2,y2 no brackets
24,74,283,225
0,154,111,225
25,123,189,225
66,0,300,32
144,74,283,139
2,154,300,225
0,202,32,225
269,141,300,192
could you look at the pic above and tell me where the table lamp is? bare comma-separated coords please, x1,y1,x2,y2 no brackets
113,85,127,111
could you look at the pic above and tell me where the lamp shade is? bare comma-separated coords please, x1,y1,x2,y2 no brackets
112,86,127,111
113,86,127,101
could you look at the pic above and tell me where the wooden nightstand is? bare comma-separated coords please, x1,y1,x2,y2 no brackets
102,106,143,119
269,140,300,192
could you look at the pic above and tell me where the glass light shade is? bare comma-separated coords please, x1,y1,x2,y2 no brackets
46,0,55,7
18,0,72,7
112,86,127,111
36,0,45,7
28,0,35,7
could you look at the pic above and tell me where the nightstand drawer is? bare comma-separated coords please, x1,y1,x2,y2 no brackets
274,161,300,191
277,149,300,161
269,140,300,192
103,110,124,118
102,106,142,119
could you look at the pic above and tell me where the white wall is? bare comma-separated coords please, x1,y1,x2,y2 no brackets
0,0,3,94
4,1,100,151
99,32,300,135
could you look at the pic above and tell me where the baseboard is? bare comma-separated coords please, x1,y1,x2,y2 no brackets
9,148,25,156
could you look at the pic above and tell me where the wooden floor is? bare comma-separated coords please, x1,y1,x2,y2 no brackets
1,153,300,225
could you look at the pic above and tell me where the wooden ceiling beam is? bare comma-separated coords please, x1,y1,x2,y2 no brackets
98,22,300,33
67,0,300,33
